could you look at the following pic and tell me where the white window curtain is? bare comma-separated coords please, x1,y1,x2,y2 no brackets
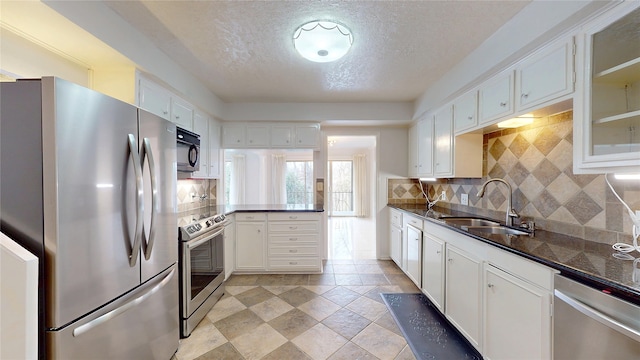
272,154,287,204
230,154,245,204
353,154,369,217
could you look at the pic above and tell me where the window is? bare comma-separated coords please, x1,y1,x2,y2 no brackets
329,160,353,214
286,161,313,205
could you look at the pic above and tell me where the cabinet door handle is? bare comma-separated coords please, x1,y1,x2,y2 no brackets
257,229,261,233
499,102,507,107
521,92,530,98
487,283,494,288
447,258,453,262
436,250,441,254
467,116,473,120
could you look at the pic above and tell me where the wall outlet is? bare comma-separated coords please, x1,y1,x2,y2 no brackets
441,190,447,201
461,193,469,206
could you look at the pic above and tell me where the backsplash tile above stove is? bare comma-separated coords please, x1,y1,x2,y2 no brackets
177,179,217,212
388,111,640,245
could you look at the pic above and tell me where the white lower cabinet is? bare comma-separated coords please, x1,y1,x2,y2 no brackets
235,213,266,271
267,212,321,272
223,215,235,279
406,224,422,287
421,233,444,312
234,212,321,273
389,208,403,267
445,244,483,350
483,264,552,360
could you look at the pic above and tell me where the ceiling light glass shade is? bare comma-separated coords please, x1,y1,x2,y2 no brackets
294,21,353,63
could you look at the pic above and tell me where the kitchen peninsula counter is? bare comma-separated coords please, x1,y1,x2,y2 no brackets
389,203,640,306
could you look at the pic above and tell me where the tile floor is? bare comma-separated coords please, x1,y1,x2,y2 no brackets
172,259,420,360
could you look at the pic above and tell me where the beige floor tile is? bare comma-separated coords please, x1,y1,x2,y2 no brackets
298,296,342,321
193,342,244,360
334,274,363,286
355,264,384,274
292,323,348,360
346,296,388,321
249,296,294,322
344,285,377,294
364,285,404,304
374,311,403,337
225,275,259,286
308,273,337,285
279,286,320,307
175,320,227,360
359,274,390,286
206,296,247,323
262,285,297,295
262,341,313,360
234,286,275,307
303,285,336,295
333,264,358,273
268,308,318,339
322,308,371,340
351,323,407,359
394,344,417,360
213,309,265,340
327,342,378,360
230,323,287,360
224,285,257,296
321,286,361,307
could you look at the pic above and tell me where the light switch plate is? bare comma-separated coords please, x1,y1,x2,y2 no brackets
461,193,469,205
316,182,323,191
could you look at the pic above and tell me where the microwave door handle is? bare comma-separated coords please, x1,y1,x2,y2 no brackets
127,134,144,267
141,137,157,260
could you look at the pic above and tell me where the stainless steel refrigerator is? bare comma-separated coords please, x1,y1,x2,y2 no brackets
0,77,179,359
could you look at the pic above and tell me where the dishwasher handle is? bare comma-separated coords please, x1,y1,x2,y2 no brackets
554,289,640,342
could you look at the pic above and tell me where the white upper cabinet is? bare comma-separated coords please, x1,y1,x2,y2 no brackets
192,111,209,178
408,123,418,178
246,124,270,147
138,78,171,121
574,2,640,173
408,115,435,178
479,70,514,125
170,97,194,131
271,125,293,147
434,105,453,176
208,120,222,178
516,37,575,111
294,124,320,148
221,122,320,149
222,124,245,147
453,90,478,134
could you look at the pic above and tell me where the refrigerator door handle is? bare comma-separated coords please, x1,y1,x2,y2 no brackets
127,134,144,267
72,267,176,337
141,137,158,260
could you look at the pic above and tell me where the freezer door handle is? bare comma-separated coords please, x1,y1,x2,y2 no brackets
554,289,640,342
72,267,175,337
141,137,158,260
127,134,144,267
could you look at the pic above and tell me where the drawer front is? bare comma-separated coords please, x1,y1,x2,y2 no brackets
268,212,320,221
269,245,319,256
269,222,319,233
404,215,423,230
390,209,403,228
235,213,266,221
269,234,318,244
269,258,321,270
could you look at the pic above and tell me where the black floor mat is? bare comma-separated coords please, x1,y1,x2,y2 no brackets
381,293,483,360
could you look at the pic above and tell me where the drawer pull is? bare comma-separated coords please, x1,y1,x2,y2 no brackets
289,238,298,241
247,216,254,219
289,261,298,265
289,216,298,219
289,226,298,230
289,249,298,253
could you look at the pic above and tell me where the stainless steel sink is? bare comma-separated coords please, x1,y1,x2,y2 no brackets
462,225,530,236
443,217,501,227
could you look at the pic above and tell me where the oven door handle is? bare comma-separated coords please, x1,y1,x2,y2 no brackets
186,228,224,249
554,289,640,342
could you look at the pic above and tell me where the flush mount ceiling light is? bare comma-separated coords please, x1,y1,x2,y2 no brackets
293,21,353,63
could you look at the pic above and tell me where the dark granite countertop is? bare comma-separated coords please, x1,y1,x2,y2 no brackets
177,204,324,227
389,204,640,306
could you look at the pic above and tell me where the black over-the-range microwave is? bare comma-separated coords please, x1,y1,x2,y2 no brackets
176,127,200,172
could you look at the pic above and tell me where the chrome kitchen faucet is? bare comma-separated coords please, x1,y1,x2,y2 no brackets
477,178,519,227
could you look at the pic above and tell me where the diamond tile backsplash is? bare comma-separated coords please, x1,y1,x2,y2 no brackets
389,111,640,245
177,179,217,212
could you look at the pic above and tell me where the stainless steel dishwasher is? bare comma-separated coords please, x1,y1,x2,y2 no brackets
554,274,640,359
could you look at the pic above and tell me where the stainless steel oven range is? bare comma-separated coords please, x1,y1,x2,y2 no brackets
178,212,227,338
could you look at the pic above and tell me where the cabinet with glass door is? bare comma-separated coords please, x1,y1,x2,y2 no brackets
575,2,640,173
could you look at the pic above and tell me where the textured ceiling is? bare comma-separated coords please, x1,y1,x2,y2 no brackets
103,1,530,103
